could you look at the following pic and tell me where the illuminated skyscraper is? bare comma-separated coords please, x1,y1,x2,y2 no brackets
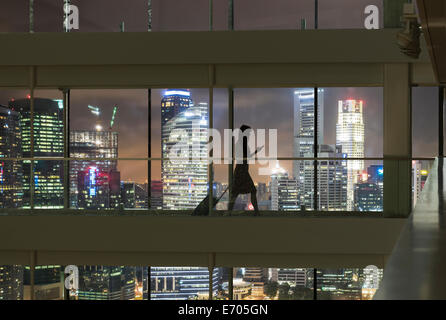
336,99,365,210
161,90,192,126
121,182,136,208
354,183,383,211
270,162,299,211
23,265,64,300
293,89,324,207
303,145,347,210
70,130,118,207
277,268,307,286
150,267,219,300
156,91,217,300
8,98,64,209
0,106,22,208
161,99,208,210
77,167,121,210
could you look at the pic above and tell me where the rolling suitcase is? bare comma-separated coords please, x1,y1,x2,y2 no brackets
192,187,229,216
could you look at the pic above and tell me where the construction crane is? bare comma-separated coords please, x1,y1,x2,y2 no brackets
110,105,118,129
88,104,118,131
88,105,100,116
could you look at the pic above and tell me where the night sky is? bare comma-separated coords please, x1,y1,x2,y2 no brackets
0,1,439,183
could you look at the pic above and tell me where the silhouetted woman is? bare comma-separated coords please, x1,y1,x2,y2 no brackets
228,125,263,216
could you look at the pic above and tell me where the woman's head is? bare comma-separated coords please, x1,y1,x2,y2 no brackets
240,124,251,132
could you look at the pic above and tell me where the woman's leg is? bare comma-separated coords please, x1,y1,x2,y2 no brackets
228,191,238,212
251,190,259,216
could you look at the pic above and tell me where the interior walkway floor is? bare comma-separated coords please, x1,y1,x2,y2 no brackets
375,158,446,299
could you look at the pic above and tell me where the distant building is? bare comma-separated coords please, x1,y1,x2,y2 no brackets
9,98,64,209
277,268,307,286
121,182,136,208
24,265,64,300
270,163,299,211
317,269,363,300
150,267,219,300
78,266,136,300
293,89,324,179
412,161,429,207
0,105,22,208
303,145,348,210
162,102,208,210
70,130,118,207
355,183,383,211
336,99,365,210
0,265,23,300
77,167,121,209
150,180,163,209
243,268,268,283
135,183,148,209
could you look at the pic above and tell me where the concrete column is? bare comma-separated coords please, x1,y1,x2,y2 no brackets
383,63,412,217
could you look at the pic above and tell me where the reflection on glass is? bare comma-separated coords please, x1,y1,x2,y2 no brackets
412,160,432,208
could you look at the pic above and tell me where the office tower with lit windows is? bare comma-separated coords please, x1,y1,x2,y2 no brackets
161,90,193,126
23,265,64,300
303,145,348,210
277,268,307,286
317,269,363,300
243,268,268,283
149,180,163,209
0,265,23,300
293,89,324,206
70,130,118,207
77,167,121,209
355,183,383,211
157,91,218,300
8,98,64,209
150,267,219,300
270,163,299,211
78,266,136,300
161,100,208,210
336,99,365,210
121,182,136,208
0,105,23,208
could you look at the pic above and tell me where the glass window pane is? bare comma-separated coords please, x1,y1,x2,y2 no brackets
234,267,314,300
151,266,218,300
152,89,209,212
152,0,211,31
70,0,148,32
77,266,136,300
0,1,28,32
317,267,383,300
0,265,24,300
234,0,315,30
412,87,438,158
318,0,383,29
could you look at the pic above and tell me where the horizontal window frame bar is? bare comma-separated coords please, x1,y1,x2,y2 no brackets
0,157,436,161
